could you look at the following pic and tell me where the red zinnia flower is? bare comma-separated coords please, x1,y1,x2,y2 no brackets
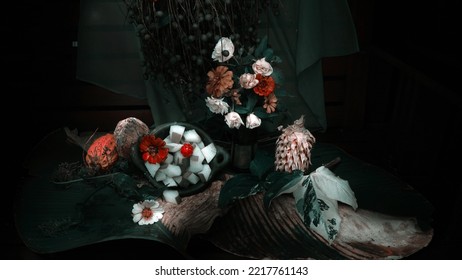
139,134,169,164
253,73,275,97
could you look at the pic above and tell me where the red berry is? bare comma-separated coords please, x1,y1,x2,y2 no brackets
180,143,194,157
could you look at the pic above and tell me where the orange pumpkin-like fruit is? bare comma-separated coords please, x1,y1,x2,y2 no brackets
85,133,119,170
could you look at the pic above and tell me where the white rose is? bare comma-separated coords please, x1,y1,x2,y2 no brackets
224,112,244,129
205,97,229,115
211,37,235,62
239,73,259,89
252,57,273,76
246,113,261,129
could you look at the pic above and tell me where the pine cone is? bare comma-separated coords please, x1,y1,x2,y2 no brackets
274,115,316,173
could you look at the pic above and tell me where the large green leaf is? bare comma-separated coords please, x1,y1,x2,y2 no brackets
15,177,189,255
263,170,304,209
294,170,351,243
310,166,358,210
249,149,275,180
218,173,262,208
310,196,341,243
234,93,258,115
296,176,321,227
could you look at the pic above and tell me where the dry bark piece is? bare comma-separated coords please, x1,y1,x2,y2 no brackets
204,191,433,260
159,178,229,240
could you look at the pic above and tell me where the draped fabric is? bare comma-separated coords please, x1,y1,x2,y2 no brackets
76,0,359,131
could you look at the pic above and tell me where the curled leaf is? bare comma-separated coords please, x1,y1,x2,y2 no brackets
311,166,358,210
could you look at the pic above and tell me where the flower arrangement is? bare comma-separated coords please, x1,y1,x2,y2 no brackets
204,36,281,130
124,0,286,133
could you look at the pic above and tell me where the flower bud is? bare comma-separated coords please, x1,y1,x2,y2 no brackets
245,113,262,129
224,112,244,129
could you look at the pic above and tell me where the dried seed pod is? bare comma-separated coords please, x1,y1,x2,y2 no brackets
274,115,316,173
113,117,150,158
85,133,119,171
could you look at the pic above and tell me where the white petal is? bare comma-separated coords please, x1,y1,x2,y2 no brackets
132,213,142,223
132,203,143,214
143,217,155,225
142,200,157,208
155,212,164,220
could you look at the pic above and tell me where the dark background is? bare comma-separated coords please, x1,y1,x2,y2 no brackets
2,0,461,259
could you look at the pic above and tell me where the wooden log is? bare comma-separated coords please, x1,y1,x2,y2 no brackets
203,190,433,259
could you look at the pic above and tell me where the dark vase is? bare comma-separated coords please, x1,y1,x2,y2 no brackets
231,126,258,172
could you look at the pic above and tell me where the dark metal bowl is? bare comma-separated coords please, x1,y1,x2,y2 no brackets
131,122,230,197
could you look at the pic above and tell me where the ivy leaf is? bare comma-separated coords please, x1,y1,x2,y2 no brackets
218,173,262,208
263,170,304,209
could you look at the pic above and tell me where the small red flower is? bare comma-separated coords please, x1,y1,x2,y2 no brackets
139,134,169,164
253,73,275,97
180,143,194,158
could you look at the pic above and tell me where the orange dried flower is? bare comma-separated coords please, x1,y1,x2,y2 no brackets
139,134,169,164
206,65,234,98
263,93,278,113
231,89,242,105
253,73,275,97
85,133,119,171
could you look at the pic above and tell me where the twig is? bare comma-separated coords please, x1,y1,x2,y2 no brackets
323,157,341,169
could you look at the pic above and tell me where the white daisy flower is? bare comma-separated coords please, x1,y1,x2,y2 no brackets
132,199,164,225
